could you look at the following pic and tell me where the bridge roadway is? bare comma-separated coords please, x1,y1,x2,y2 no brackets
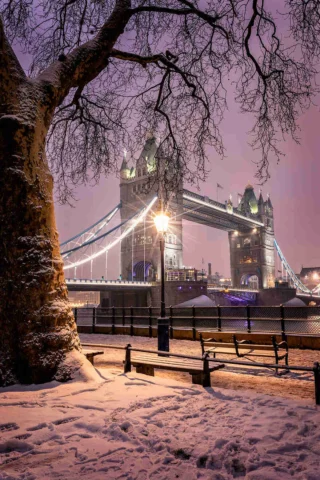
182,189,264,231
66,278,153,292
66,278,258,294
65,279,320,305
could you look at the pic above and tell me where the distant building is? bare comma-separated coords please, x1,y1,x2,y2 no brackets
219,277,232,288
68,291,100,307
299,267,320,290
166,267,200,282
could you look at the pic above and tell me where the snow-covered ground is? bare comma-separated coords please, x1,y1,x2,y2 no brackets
1,337,320,479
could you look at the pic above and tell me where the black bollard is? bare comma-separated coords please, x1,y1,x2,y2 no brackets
158,317,169,352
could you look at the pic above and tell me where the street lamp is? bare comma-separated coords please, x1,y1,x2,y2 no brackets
154,206,170,351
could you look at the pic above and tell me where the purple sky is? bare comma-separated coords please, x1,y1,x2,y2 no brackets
56,97,320,279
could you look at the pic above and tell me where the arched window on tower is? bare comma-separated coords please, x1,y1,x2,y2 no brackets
138,169,141,177
143,168,147,176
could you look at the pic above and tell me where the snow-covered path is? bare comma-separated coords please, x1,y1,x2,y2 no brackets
80,334,319,402
1,364,320,479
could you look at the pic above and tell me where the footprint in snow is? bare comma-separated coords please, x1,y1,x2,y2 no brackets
53,416,81,425
0,422,19,432
27,422,48,431
14,433,32,440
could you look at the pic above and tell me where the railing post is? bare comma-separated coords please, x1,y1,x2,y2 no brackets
74,307,78,325
217,305,222,332
112,306,115,335
122,307,125,327
202,353,211,387
124,344,132,373
192,305,196,341
313,362,320,405
247,304,251,333
169,306,173,339
130,306,134,336
148,306,152,338
280,304,286,340
92,307,96,334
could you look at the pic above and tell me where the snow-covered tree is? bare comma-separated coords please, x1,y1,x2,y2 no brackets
0,0,317,385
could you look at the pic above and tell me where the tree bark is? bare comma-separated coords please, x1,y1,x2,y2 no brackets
0,80,80,386
0,0,135,386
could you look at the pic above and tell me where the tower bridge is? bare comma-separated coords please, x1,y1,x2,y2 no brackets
61,135,316,304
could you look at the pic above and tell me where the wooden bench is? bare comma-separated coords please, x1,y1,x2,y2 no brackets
83,350,104,365
123,347,225,387
200,334,289,371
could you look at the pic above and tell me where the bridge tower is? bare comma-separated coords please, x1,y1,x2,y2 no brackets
229,184,275,289
119,135,183,281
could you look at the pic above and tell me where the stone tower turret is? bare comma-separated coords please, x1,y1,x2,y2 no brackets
229,183,275,289
119,136,183,281
120,150,130,181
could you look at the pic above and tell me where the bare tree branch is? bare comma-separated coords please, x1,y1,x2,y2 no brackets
37,0,133,109
0,0,317,197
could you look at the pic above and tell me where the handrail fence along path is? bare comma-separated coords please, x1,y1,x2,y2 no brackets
75,305,320,338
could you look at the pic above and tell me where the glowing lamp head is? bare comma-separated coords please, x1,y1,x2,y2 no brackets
154,212,170,234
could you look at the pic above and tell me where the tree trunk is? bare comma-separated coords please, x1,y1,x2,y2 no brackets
0,85,81,386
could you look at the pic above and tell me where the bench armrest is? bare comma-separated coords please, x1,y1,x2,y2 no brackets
236,339,252,345
276,340,288,349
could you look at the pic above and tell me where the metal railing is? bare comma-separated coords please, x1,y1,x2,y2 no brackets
74,305,320,338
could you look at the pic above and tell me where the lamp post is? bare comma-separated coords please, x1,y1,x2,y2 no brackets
154,206,170,352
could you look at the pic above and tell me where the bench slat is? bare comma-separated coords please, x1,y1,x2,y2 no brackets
132,359,222,373
133,364,201,373
132,361,203,373
132,356,205,369
83,350,104,356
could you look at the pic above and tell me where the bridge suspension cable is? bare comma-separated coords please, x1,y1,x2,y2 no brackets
60,203,121,250
62,196,158,272
274,239,312,294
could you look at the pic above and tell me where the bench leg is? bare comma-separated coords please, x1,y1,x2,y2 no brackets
86,354,94,365
191,372,211,388
136,364,155,376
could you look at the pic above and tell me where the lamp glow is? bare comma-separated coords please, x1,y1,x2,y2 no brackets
154,204,170,352
154,212,170,234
